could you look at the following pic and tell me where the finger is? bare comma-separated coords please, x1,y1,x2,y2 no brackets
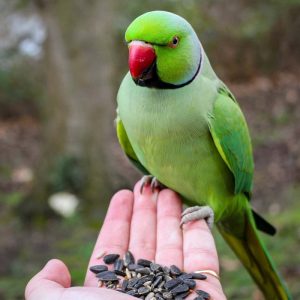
155,189,183,268
128,181,157,261
183,220,219,273
85,190,134,286
25,259,70,300
183,220,225,299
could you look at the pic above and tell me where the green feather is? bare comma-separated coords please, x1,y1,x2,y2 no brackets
207,87,254,197
116,115,149,175
218,205,291,299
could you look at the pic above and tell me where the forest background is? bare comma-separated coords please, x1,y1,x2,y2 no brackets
0,0,299,299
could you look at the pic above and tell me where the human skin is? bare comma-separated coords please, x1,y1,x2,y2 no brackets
25,181,226,300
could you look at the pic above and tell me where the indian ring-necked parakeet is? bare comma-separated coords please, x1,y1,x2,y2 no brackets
116,11,291,300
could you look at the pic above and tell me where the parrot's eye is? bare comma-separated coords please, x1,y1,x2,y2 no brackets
169,36,180,48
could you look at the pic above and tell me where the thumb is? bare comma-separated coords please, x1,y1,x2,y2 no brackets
25,259,71,300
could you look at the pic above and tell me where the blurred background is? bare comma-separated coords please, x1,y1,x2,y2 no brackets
0,0,299,299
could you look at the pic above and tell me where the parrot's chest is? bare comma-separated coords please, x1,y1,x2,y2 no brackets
120,94,221,202
118,74,233,207
127,107,225,204
130,108,208,174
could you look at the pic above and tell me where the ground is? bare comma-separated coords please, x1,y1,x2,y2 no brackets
0,71,299,299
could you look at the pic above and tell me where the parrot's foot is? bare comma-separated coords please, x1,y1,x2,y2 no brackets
140,175,164,193
180,206,214,229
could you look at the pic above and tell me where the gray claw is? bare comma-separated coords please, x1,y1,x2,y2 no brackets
140,175,153,194
140,175,164,194
180,205,214,229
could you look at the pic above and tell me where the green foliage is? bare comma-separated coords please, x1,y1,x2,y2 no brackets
0,276,25,300
1,192,23,207
48,155,86,194
0,213,98,300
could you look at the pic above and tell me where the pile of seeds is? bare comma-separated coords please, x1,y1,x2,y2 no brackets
90,252,211,300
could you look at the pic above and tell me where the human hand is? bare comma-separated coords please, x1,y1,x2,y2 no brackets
25,181,226,300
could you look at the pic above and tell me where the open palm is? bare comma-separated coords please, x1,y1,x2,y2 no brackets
26,181,226,300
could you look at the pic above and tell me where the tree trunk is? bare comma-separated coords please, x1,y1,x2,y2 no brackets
27,0,139,221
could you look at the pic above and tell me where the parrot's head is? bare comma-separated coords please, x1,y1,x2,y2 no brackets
125,11,202,88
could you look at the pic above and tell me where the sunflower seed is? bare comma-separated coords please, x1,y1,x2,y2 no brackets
136,275,155,287
138,286,151,295
158,280,165,289
114,258,124,271
175,290,189,299
145,292,155,300
170,265,181,276
162,291,173,299
93,252,210,300
127,269,133,279
126,289,137,296
162,266,170,275
137,259,152,267
192,273,207,280
124,251,135,266
152,276,163,288
128,277,139,288
164,278,181,290
182,279,196,289
144,280,153,286
96,271,118,281
170,283,189,296
128,263,143,271
103,254,120,264
196,290,210,299
121,279,128,290
107,283,116,289
178,273,193,280
89,265,108,274
150,263,162,272
136,267,151,275
114,269,126,276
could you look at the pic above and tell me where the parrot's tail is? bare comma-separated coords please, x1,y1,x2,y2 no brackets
218,208,291,300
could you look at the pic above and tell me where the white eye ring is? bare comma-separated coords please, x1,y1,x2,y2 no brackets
169,36,180,48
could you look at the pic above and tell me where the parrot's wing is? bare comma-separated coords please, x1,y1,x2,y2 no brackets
208,86,254,197
208,87,276,236
116,114,149,175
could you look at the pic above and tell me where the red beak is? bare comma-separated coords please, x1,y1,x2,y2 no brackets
128,41,156,79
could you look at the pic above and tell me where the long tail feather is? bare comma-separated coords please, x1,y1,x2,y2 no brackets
218,209,291,300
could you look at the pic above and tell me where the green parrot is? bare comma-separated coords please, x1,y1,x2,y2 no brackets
116,11,291,299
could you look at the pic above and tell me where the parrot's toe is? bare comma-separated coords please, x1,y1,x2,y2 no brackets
140,175,164,193
180,205,214,229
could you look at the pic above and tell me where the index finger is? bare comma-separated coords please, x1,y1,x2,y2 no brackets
84,190,134,287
